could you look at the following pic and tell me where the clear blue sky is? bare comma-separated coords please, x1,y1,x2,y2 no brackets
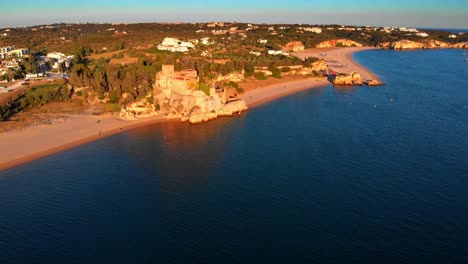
1,0,467,28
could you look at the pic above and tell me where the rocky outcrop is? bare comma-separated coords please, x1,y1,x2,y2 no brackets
452,42,468,49
333,72,362,86
381,40,468,50
389,40,425,50
364,80,384,86
283,41,305,52
119,97,156,120
121,89,249,124
316,39,363,48
183,100,248,124
120,65,249,124
424,40,452,49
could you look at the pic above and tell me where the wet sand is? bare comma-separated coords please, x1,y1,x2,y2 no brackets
0,47,376,171
241,78,329,108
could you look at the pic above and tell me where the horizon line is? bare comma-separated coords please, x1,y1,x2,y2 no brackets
2,21,467,31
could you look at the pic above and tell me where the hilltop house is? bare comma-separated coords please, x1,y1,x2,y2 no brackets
298,27,322,34
47,52,74,69
157,38,194,53
415,32,429,37
1,46,30,60
268,50,289,56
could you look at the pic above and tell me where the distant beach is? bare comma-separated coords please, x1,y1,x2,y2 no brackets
0,47,375,171
293,46,379,81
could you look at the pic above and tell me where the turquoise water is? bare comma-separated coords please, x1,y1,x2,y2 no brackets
0,49,467,263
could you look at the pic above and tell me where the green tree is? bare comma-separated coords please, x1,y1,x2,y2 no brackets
244,64,255,77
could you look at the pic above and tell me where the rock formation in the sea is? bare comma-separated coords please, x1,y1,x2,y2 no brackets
120,65,248,124
182,100,248,124
380,40,468,50
364,79,385,86
333,72,362,86
283,41,305,52
316,39,363,48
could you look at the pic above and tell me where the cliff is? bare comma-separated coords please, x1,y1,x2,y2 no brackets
120,89,248,124
120,65,248,124
380,40,468,50
181,100,248,124
119,97,156,120
283,41,305,52
316,39,363,48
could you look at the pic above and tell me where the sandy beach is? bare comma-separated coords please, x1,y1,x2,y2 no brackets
0,47,376,171
293,46,379,81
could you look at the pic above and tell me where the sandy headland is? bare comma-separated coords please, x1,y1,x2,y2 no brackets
0,47,377,171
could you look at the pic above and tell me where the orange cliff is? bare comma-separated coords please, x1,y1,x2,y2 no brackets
379,40,468,50
316,39,363,48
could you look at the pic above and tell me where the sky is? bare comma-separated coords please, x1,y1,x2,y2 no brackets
1,0,467,29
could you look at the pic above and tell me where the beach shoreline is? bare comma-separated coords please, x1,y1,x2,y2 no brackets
293,46,379,81
0,47,375,172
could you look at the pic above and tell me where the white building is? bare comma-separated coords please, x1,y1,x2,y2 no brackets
258,39,268,44
47,52,74,69
1,60,19,69
449,34,457,39
400,27,419,33
299,27,322,34
157,37,194,53
200,37,214,45
267,50,289,56
47,52,66,61
249,51,261,56
415,32,429,37
1,48,30,59
0,46,15,53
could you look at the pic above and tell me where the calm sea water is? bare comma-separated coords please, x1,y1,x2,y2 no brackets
1,49,467,264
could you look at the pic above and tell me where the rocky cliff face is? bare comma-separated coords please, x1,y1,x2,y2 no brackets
283,41,305,52
182,100,248,124
380,40,468,50
119,97,156,120
120,88,248,124
452,42,468,49
333,72,362,86
316,39,363,48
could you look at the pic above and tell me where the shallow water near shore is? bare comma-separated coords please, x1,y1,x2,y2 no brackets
1,49,467,263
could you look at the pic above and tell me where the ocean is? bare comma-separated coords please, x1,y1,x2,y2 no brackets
0,49,467,264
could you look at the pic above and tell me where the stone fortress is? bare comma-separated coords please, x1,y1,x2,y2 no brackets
120,65,248,124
